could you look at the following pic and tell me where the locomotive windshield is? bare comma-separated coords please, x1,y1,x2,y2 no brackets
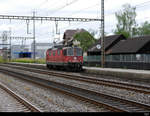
75,48,82,56
67,48,74,56
63,47,82,56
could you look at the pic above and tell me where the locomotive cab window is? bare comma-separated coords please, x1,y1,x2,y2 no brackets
53,51,55,56
49,51,51,56
57,50,60,56
67,48,74,56
75,48,82,56
63,49,67,56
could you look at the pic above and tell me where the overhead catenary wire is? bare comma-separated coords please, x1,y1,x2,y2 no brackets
135,0,150,7
29,0,101,36
35,0,79,16
46,0,79,16
105,0,150,16
69,3,99,17
61,0,150,37
99,0,150,33
58,2,100,31
0,0,103,52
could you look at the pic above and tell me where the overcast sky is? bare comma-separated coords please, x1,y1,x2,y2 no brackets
0,0,150,45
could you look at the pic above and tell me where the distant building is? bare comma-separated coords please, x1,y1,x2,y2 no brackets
63,29,87,46
11,45,30,59
31,42,53,59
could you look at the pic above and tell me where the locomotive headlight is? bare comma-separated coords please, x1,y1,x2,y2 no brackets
74,57,77,60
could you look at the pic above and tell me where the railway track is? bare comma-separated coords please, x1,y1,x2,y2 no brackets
0,82,41,112
0,64,150,112
3,63,150,95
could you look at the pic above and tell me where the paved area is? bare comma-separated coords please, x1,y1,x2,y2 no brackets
84,66,150,74
10,62,150,80
84,67,150,82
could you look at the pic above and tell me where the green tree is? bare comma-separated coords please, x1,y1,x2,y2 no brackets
137,21,150,36
114,4,137,38
73,31,96,52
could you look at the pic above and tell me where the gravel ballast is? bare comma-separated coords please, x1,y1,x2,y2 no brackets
0,73,106,112
1,66,150,106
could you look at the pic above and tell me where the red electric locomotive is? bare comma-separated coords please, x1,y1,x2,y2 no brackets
46,45,83,71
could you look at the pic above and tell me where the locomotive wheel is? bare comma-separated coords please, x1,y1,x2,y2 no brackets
49,65,52,69
46,64,50,69
56,66,61,70
47,64,53,69
65,66,71,72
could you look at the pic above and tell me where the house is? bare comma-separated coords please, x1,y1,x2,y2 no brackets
85,34,150,69
87,34,126,56
109,35,150,62
63,29,87,46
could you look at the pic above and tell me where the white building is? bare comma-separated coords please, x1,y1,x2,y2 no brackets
11,45,30,59
31,42,53,59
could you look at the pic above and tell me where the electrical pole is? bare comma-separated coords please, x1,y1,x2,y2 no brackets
101,0,105,68
33,11,36,61
55,21,59,34
9,28,11,61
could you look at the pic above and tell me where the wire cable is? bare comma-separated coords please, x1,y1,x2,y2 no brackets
43,0,79,16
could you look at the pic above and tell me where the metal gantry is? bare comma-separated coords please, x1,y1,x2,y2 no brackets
0,37,33,40
0,15,102,22
0,14,102,61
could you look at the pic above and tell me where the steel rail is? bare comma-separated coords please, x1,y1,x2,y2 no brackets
3,63,150,94
0,82,42,112
0,66,150,112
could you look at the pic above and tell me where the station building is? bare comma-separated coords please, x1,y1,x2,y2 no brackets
11,45,31,59
11,42,53,59
31,42,53,59
86,34,150,70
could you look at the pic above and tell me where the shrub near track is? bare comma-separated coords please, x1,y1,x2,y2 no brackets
0,56,8,63
11,58,46,64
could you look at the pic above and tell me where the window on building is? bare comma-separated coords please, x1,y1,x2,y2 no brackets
136,54,141,61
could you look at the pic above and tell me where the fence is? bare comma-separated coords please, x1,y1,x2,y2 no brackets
84,54,150,63
84,54,150,70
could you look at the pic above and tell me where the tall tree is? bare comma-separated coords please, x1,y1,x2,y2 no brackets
114,4,137,38
73,31,96,52
137,21,150,36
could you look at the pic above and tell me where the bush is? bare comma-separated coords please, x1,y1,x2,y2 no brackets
0,56,8,63
11,58,46,64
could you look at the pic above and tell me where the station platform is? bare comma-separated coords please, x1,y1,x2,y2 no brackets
8,62,150,82
84,66,150,82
